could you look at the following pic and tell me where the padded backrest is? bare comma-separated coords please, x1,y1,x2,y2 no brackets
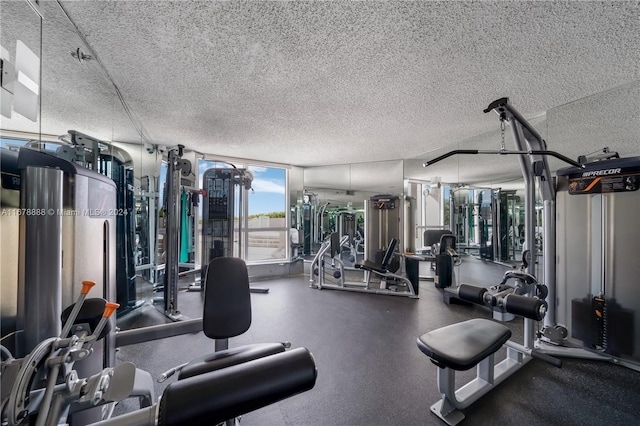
203,257,252,339
381,238,398,268
423,229,453,247
439,234,457,252
330,232,340,258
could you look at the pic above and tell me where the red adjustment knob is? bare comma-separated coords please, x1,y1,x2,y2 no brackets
103,302,120,318
81,280,96,294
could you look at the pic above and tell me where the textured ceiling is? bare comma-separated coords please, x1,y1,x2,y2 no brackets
3,1,639,188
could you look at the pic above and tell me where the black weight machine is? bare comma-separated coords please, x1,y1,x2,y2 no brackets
194,166,268,294
416,97,584,424
418,96,640,425
201,168,251,265
420,229,461,289
1,275,317,426
161,145,193,320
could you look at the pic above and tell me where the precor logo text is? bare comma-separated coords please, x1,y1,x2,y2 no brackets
582,168,621,177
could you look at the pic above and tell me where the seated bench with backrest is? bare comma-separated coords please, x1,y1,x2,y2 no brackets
177,256,288,380
354,238,398,275
150,256,317,425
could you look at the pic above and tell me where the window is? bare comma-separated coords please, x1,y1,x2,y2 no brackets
246,166,287,262
0,138,29,150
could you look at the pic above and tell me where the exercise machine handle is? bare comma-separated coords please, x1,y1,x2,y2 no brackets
500,270,538,286
60,280,96,338
423,149,583,169
422,150,479,167
89,302,120,343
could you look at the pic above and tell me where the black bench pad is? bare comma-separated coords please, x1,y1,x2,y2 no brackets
417,318,511,371
178,343,285,380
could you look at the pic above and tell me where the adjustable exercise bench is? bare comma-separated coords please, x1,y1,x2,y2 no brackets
416,284,560,425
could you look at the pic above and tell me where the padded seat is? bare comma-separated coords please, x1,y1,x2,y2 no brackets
355,238,398,274
355,259,388,274
178,343,286,380
417,318,511,371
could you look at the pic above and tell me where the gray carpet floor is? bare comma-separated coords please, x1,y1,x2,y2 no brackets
114,256,640,425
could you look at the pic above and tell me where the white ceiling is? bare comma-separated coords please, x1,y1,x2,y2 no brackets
2,1,639,187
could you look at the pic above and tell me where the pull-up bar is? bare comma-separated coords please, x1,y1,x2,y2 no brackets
422,149,584,169
424,97,570,330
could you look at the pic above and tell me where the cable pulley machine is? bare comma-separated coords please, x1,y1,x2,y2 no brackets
199,166,268,294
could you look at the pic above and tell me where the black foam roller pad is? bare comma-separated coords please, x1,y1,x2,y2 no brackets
457,284,487,304
504,294,547,321
158,347,317,426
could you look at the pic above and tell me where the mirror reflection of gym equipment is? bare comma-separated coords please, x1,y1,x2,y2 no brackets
309,194,420,298
301,191,319,256
448,186,527,264
2,132,148,315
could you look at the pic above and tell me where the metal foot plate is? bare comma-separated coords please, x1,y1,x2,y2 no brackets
431,400,465,426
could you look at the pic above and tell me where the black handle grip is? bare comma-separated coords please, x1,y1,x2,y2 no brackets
423,150,479,167
484,97,510,114
529,150,584,169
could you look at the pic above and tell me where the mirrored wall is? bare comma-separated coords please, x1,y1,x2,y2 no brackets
403,116,547,265
298,159,403,256
1,1,161,334
0,0,43,339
